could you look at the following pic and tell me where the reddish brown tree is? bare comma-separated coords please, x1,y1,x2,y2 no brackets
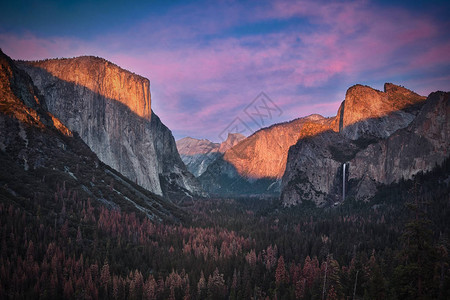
275,256,287,286
100,261,111,296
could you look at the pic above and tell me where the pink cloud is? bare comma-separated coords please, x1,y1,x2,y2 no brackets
0,33,101,60
0,34,62,59
1,0,449,141
408,42,450,69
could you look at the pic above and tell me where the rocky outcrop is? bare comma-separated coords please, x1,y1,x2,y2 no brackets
281,83,448,206
18,56,202,199
348,91,449,200
224,114,330,179
334,83,426,139
218,133,246,153
176,137,220,177
0,50,71,138
0,49,184,222
176,133,245,177
198,115,332,196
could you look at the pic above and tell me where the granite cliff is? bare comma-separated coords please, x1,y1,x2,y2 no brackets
333,83,426,139
219,132,246,153
281,83,448,206
18,56,202,199
198,115,332,196
224,114,328,179
0,49,184,221
176,133,245,177
348,91,449,200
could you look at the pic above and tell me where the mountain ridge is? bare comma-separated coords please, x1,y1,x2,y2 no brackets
197,114,333,196
176,132,246,177
197,82,446,202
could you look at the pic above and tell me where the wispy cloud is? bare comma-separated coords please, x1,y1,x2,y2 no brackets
1,0,449,141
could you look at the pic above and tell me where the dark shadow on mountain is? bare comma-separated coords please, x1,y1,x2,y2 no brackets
201,95,430,199
338,99,345,132
15,61,203,202
198,155,281,197
281,91,448,207
0,50,187,222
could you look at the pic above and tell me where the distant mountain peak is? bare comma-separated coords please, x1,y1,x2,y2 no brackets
219,132,246,153
176,137,220,155
304,114,325,121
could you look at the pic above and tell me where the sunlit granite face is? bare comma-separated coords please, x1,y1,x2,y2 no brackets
222,115,330,180
18,56,203,199
25,56,152,120
281,84,449,206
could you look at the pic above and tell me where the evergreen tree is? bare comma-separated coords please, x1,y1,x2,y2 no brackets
394,194,439,299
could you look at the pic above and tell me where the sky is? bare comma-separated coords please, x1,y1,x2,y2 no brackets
1,0,449,142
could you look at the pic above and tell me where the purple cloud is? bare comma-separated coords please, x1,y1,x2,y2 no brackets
1,0,449,141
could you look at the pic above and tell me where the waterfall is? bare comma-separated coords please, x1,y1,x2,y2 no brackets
342,163,346,201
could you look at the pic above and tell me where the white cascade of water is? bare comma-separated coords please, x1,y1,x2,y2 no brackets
342,163,346,201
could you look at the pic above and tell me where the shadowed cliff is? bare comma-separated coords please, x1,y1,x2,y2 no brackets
281,85,448,206
17,57,203,200
0,49,185,222
199,82,440,200
176,133,245,177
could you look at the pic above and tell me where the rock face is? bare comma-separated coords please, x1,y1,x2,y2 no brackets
177,137,220,156
176,137,220,177
218,133,246,153
0,50,69,137
176,133,245,177
0,49,184,222
198,115,332,196
224,114,328,179
334,83,426,139
281,83,448,206
281,131,366,206
18,56,202,199
348,91,449,200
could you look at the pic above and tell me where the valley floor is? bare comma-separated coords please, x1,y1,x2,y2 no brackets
1,159,450,299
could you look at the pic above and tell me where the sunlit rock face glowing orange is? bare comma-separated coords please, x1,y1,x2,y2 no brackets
49,113,72,137
18,56,203,198
222,83,426,181
27,56,151,120
280,83,442,206
223,114,333,179
334,83,426,136
0,50,71,137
